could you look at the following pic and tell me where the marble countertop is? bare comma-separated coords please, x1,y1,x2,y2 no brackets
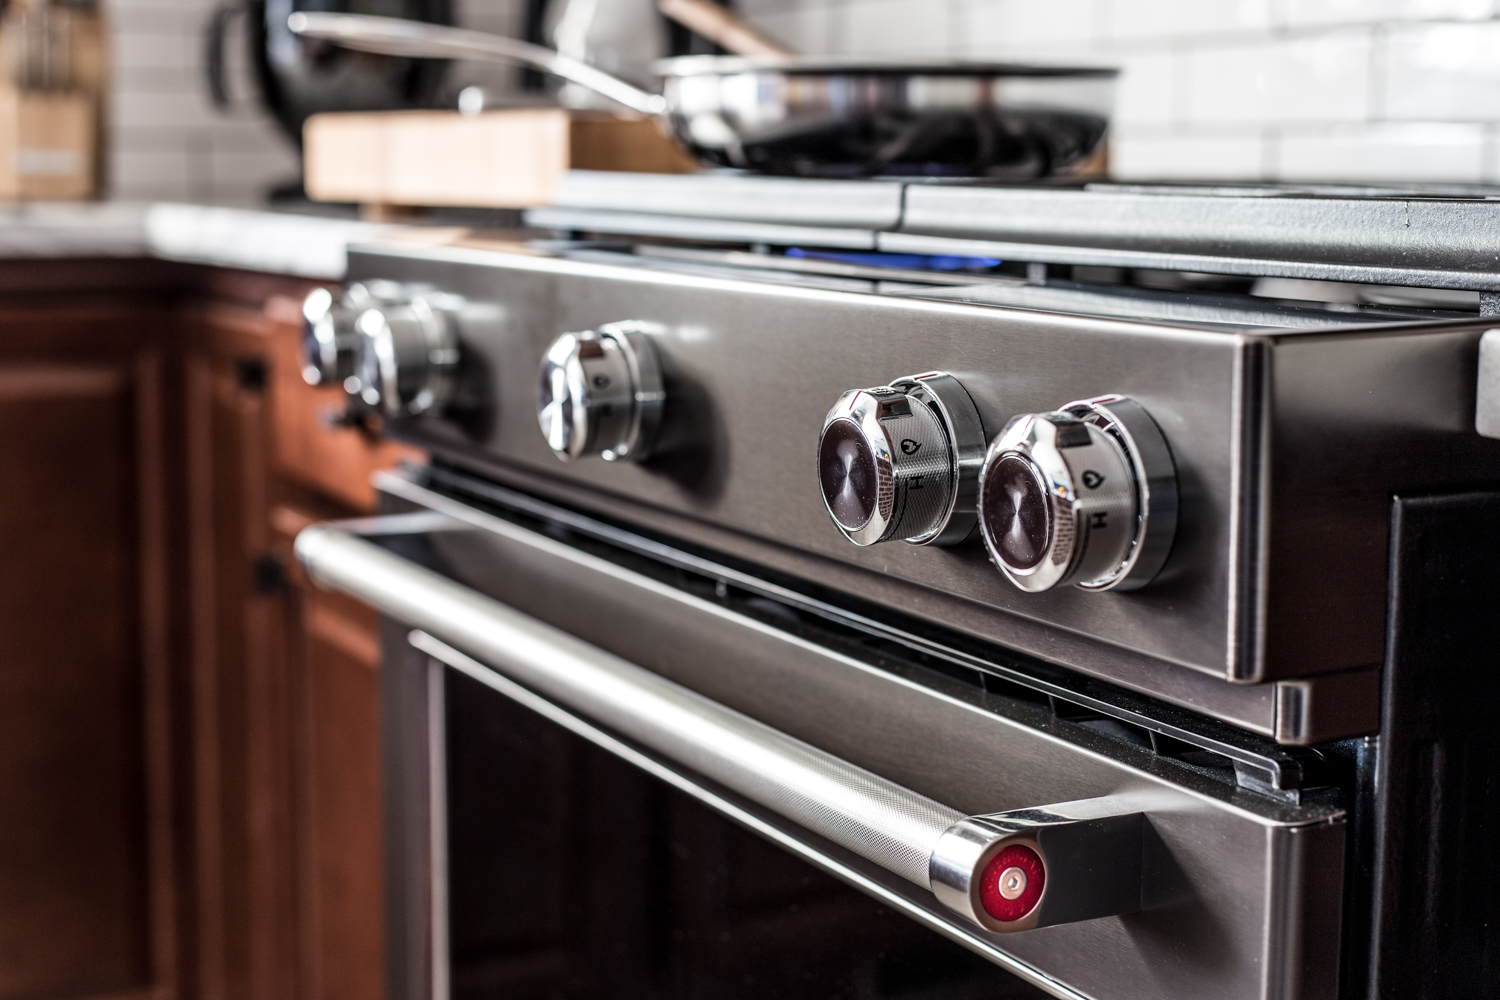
0,202,397,279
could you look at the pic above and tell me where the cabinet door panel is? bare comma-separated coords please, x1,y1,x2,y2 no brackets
188,309,298,1000
0,360,162,999
0,267,401,1000
199,289,410,1000
301,590,385,1000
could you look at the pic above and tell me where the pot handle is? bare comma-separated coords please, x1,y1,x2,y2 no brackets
657,0,793,58
295,517,1146,932
286,11,667,117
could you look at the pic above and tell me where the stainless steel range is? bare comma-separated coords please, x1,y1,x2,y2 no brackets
295,172,1500,1000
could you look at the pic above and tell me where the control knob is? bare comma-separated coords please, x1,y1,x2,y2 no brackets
979,395,1176,592
300,284,368,387
305,282,461,419
350,289,461,419
816,372,985,547
537,321,665,462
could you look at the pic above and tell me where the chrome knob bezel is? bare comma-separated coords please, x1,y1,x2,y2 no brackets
1062,395,1178,591
978,394,1177,593
898,372,988,546
301,283,372,387
537,321,665,462
816,371,984,548
348,292,461,419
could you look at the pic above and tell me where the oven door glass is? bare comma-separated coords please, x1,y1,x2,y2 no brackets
444,664,1050,999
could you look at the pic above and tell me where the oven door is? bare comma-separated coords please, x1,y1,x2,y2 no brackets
295,469,1346,1000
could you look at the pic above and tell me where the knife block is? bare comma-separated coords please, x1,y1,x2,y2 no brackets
303,108,698,211
0,85,95,200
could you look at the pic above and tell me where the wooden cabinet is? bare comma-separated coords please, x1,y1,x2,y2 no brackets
186,295,300,1000
285,573,386,1000
0,261,410,1000
0,265,183,1000
188,278,417,1000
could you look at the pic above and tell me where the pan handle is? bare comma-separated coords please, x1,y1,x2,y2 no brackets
295,519,1147,933
286,12,667,116
657,0,793,58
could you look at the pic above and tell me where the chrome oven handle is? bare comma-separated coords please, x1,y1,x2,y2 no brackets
295,522,1144,933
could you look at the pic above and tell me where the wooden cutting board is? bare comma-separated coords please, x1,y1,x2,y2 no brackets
303,108,698,210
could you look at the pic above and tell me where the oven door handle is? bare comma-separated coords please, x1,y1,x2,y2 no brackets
296,521,1145,933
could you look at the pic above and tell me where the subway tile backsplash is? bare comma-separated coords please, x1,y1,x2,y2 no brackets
1385,20,1500,122
108,0,301,203
1283,0,1497,28
106,0,1500,203
1184,31,1374,126
962,0,1099,51
738,0,1500,184
1103,0,1277,43
1276,122,1489,181
1110,131,1266,179
841,0,953,54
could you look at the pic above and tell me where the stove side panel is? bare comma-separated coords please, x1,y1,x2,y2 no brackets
1261,327,1500,680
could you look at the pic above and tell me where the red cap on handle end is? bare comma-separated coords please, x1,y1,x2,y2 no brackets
979,843,1045,922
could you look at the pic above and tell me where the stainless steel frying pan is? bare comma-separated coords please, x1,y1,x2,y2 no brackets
288,12,1116,179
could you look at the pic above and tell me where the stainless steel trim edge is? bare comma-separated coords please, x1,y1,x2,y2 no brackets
381,467,1358,770
524,207,882,251
878,231,1500,292
1228,337,1272,681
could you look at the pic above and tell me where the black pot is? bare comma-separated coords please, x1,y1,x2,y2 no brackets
208,0,453,147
